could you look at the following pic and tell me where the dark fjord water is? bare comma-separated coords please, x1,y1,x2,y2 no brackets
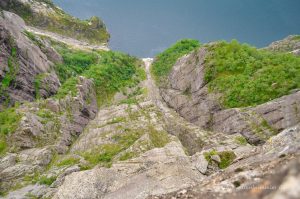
53,0,300,58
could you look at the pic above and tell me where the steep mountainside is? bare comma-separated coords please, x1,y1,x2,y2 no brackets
0,11,61,108
0,0,110,45
0,1,300,199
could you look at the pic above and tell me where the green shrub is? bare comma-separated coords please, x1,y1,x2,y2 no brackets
151,39,200,85
54,44,99,83
205,40,300,108
83,51,143,106
54,77,78,99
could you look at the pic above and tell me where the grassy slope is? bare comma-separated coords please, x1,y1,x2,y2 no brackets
205,40,300,108
0,0,109,44
152,39,300,109
151,39,200,85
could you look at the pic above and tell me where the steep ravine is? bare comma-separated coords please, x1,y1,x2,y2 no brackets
1,1,300,198
1,52,300,199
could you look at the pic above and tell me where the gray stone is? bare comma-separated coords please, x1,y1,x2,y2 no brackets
192,153,209,174
211,155,221,163
0,11,60,107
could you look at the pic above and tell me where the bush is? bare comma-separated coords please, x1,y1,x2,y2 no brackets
151,39,200,85
54,45,99,83
83,51,143,106
205,40,300,108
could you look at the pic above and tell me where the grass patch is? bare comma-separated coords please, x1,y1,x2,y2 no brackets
82,130,143,167
119,152,136,161
0,106,22,155
204,150,236,169
23,30,44,48
205,40,300,108
53,42,99,83
38,176,57,186
106,117,126,125
151,39,200,85
34,73,48,99
148,126,170,148
1,46,18,96
56,157,80,167
234,136,248,146
54,77,78,99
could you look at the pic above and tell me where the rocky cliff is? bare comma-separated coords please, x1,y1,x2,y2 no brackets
160,47,300,145
0,11,61,108
0,1,300,199
0,0,110,45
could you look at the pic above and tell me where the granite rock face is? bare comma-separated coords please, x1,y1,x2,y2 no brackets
0,11,61,108
148,124,300,199
54,142,204,199
160,48,300,145
0,76,98,193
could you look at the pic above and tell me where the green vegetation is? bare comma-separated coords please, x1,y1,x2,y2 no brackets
53,43,99,83
0,106,22,155
54,77,78,99
204,150,236,169
34,73,48,99
83,51,144,106
1,0,109,44
1,46,18,94
82,130,143,167
234,135,248,146
23,30,43,49
292,35,300,41
106,117,126,125
148,126,170,148
53,47,143,106
218,151,237,169
151,39,200,85
119,152,136,161
56,157,80,167
205,40,300,108
38,176,57,186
